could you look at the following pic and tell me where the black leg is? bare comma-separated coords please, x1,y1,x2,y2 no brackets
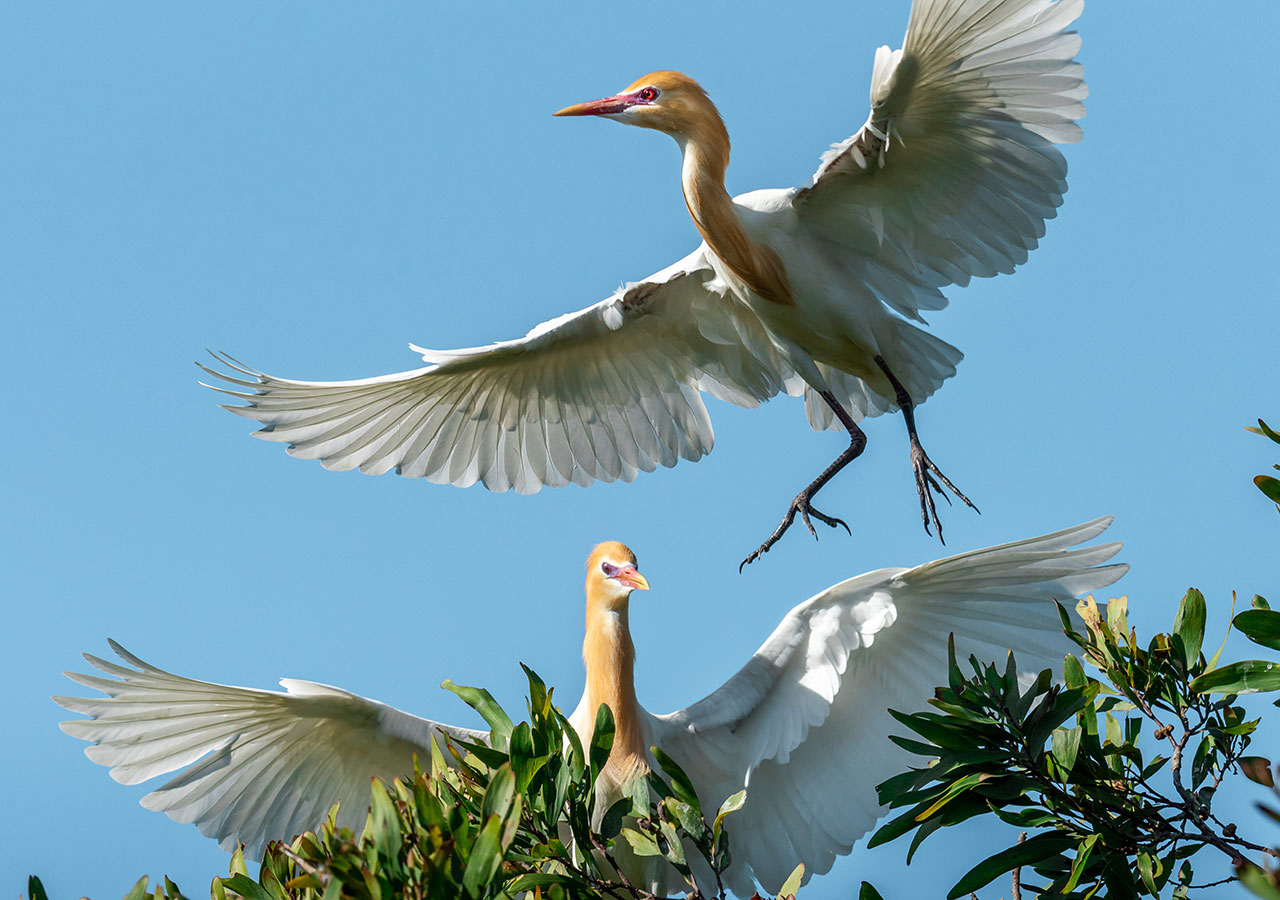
873,355,978,543
740,390,865,571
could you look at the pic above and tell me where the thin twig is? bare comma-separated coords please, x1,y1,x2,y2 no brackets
1010,831,1026,900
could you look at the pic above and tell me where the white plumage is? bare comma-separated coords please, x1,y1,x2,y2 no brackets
59,517,1126,896
203,0,1087,555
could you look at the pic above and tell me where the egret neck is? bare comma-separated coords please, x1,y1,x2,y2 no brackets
578,542,650,787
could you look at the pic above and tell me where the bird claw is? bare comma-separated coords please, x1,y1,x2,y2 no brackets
740,494,851,572
910,439,977,544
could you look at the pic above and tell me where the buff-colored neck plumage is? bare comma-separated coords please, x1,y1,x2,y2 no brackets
580,542,648,787
623,71,793,306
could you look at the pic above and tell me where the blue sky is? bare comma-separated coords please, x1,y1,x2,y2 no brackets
4,2,1278,898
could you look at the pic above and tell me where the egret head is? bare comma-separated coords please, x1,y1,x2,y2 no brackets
585,541,650,608
554,71,720,140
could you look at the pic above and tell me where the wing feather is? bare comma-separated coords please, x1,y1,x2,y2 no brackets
794,0,1086,321
204,250,791,493
56,641,485,858
648,518,1126,895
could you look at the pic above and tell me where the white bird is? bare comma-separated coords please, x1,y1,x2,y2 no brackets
58,517,1124,897
203,0,1086,566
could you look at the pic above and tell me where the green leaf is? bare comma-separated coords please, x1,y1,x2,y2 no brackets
1235,609,1280,651
26,878,49,900
1256,595,1272,611
506,872,586,893
442,679,514,750
589,703,615,783
598,795,631,840
1063,653,1088,689
462,814,506,897
1137,850,1160,895
1052,726,1082,772
481,762,517,823
948,832,1075,899
621,827,663,857
859,884,886,900
1174,589,1206,666
1257,475,1280,504
1063,834,1099,893
218,876,275,900
651,746,701,814
367,778,402,852
1249,418,1280,444
1238,863,1280,900
508,721,545,793
712,788,747,849
1192,660,1280,694
777,863,805,899
916,772,991,820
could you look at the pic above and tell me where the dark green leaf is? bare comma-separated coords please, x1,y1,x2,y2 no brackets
948,832,1075,899
442,679,513,750
905,817,942,865
1250,418,1280,444
1192,660,1280,694
651,746,701,814
1234,609,1280,652
598,795,630,840
218,876,275,900
859,883,887,900
1255,595,1272,611
589,703,615,783
26,878,49,900
1257,475,1280,504
1174,589,1206,666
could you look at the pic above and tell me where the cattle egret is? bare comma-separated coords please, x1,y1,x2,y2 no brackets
203,0,1086,565
58,517,1124,896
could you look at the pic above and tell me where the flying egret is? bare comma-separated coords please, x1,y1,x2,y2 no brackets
203,0,1086,566
58,517,1124,896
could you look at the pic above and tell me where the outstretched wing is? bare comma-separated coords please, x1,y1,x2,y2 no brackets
203,249,794,493
793,0,1086,323
56,641,487,858
648,518,1125,896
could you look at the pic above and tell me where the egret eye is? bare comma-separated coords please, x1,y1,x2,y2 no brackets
638,87,659,102
601,561,619,577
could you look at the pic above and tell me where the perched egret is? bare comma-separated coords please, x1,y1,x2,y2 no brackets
203,0,1086,566
59,518,1124,896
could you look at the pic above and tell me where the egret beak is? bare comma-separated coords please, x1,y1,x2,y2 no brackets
612,565,650,592
554,95,631,117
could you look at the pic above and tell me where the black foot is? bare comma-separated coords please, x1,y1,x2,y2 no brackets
740,493,851,571
910,437,978,544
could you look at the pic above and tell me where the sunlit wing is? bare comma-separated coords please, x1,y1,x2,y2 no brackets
56,640,486,858
647,517,1125,895
793,0,1086,322
202,249,795,493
